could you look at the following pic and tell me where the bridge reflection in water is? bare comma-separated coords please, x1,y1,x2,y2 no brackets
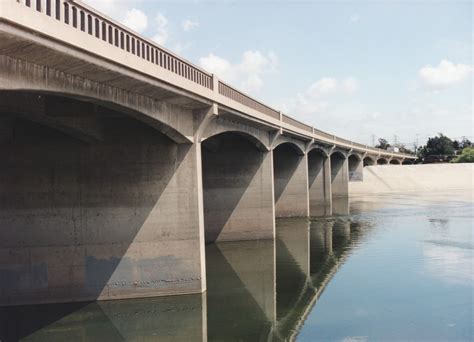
1,199,373,341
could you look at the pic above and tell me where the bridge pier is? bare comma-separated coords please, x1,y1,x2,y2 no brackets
308,149,332,216
273,143,309,218
202,132,275,243
0,112,206,306
330,152,349,199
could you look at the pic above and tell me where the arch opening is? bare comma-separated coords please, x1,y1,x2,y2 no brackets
402,159,414,165
390,159,401,165
273,143,308,218
377,158,388,165
363,157,375,166
348,154,363,182
202,132,274,243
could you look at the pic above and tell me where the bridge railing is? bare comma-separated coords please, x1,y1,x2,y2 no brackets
218,81,281,120
281,114,313,133
9,0,415,160
14,0,214,90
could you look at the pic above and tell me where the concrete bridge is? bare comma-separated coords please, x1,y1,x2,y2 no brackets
0,0,415,306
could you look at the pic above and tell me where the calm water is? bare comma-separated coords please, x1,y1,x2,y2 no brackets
1,191,472,341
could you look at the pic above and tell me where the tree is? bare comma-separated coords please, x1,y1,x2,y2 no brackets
451,147,474,163
375,138,390,150
453,138,472,151
419,134,455,157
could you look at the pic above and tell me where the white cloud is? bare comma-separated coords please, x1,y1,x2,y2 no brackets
286,76,359,116
153,12,169,46
122,8,148,33
340,337,367,342
182,19,199,32
199,50,278,93
349,14,361,23
418,60,473,90
342,77,359,94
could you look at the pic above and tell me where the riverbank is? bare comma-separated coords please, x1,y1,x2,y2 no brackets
349,163,474,196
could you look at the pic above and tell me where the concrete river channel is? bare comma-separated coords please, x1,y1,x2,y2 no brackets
1,190,472,341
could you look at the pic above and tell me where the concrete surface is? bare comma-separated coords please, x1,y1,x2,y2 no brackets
350,164,474,196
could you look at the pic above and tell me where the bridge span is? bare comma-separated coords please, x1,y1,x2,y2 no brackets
0,0,415,305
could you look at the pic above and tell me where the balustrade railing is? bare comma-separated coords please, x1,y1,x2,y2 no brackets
218,81,280,120
15,0,213,90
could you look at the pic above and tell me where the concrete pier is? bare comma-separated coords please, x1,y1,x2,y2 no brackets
0,114,205,305
308,149,332,216
202,133,275,243
330,152,349,199
273,144,309,218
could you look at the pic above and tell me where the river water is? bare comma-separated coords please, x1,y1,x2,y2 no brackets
1,191,472,341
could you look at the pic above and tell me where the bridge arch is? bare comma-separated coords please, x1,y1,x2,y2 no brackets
377,157,388,165
272,136,306,156
389,159,401,165
363,156,376,166
0,89,192,144
0,56,197,144
402,159,415,165
200,116,270,152
307,145,330,158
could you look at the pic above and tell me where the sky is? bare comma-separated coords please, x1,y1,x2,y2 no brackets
84,0,473,148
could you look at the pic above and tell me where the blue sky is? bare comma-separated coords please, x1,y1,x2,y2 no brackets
86,0,473,148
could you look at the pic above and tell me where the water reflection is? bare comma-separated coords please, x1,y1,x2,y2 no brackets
1,215,369,341
0,294,206,341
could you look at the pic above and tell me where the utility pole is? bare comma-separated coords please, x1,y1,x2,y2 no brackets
393,135,398,146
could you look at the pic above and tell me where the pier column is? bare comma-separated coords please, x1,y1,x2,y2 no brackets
308,149,331,216
0,114,206,306
273,143,309,218
202,132,274,243
330,152,349,199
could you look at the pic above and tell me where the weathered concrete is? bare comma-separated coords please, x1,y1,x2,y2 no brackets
0,112,205,306
330,151,349,199
273,143,309,218
202,133,275,243
308,148,331,216
350,164,474,196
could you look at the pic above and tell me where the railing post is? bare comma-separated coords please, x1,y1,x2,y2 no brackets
50,0,56,18
212,74,218,93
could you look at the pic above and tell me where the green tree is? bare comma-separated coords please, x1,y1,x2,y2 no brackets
419,134,455,157
453,138,472,151
375,138,390,150
451,147,474,163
